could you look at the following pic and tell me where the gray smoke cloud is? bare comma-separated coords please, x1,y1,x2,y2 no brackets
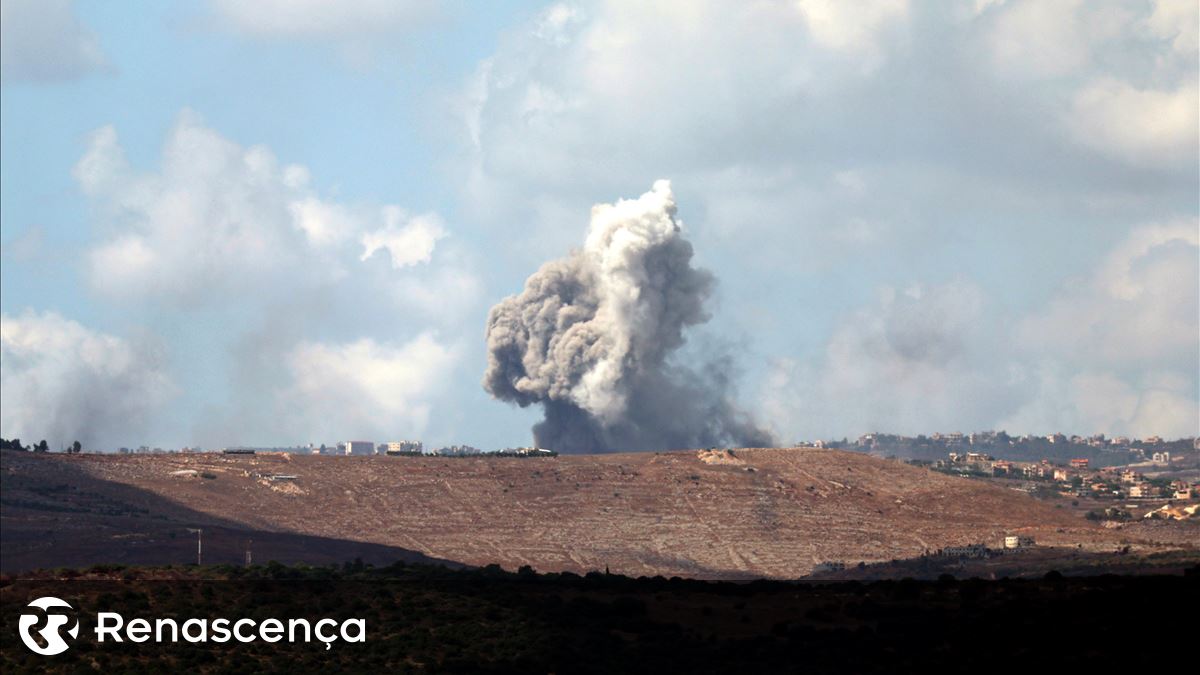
0,310,174,448
484,180,775,453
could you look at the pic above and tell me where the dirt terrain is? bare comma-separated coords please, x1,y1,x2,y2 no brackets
2,448,1193,577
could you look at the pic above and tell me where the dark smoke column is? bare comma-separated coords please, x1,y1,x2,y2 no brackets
484,180,774,453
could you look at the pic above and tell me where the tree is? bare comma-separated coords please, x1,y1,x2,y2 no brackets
34,440,49,453
71,440,82,454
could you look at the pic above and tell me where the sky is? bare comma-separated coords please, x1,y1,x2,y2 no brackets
1,0,1197,451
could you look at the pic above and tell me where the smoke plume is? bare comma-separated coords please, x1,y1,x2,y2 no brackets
484,180,774,453
1,310,174,448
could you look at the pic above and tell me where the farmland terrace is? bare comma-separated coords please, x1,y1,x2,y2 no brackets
2,448,1193,577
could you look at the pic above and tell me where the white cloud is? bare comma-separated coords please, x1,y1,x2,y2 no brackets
78,114,310,304
279,332,458,440
1144,0,1199,56
208,0,437,39
360,209,446,269
1,311,174,447
983,0,1095,79
1066,79,1199,167
456,0,1197,287
76,109,453,306
532,3,583,45
376,240,482,325
463,1,909,200
289,197,359,248
70,110,480,447
796,0,908,60
1017,220,1199,368
971,0,1198,167
1005,221,1198,435
0,0,109,83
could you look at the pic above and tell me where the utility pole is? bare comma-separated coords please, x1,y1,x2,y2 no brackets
187,528,202,565
245,539,252,566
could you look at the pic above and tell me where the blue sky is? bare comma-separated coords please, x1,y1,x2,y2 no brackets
1,0,1197,450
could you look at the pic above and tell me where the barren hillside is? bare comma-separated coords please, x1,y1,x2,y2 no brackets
1,448,1172,577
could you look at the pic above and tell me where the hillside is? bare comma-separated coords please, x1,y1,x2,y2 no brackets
1,447,1183,577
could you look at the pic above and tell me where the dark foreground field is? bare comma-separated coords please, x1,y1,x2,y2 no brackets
2,563,1196,673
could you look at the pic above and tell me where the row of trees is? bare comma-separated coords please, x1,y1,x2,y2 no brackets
0,438,82,453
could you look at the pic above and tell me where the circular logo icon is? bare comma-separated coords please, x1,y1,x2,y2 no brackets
18,597,79,656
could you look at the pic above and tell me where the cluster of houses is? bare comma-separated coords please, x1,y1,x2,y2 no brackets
853,431,1183,450
934,452,1196,502
212,441,557,458
817,431,1199,468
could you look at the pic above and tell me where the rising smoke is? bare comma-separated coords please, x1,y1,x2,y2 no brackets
483,180,775,453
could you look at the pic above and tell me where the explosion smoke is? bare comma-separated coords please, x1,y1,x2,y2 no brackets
484,180,775,453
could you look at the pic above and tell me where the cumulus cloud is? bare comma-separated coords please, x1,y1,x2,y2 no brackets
1017,220,1199,369
461,0,1195,228
464,1,902,194
0,0,109,83
360,210,446,269
279,333,458,441
75,110,454,306
1004,222,1198,436
1144,0,1198,55
71,110,474,447
1,311,174,447
981,0,1104,79
1067,79,1199,167
795,0,908,64
972,0,1199,166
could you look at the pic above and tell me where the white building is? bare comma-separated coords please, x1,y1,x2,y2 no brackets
1004,535,1034,549
385,440,423,455
343,440,375,456
1129,483,1156,498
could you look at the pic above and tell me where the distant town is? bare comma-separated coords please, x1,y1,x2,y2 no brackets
806,430,1198,465
814,431,1200,518
2,431,1197,467
0,437,557,458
